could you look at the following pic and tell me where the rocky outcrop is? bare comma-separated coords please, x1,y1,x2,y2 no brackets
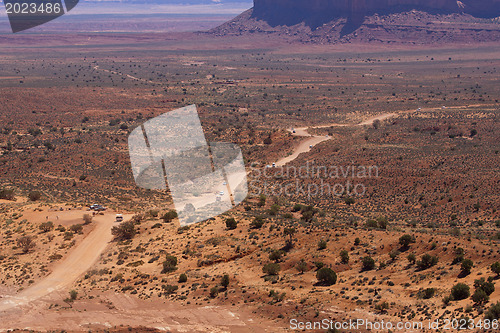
209,0,500,44
252,0,500,27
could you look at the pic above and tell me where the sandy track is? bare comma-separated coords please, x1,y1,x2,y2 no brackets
0,213,131,312
275,112,398,167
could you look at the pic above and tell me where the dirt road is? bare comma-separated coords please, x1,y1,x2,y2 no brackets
275,112,398,167
0,213,130,312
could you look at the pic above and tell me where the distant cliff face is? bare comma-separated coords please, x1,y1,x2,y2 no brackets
252,0,500,27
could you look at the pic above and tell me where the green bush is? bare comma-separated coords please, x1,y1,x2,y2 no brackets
316,267,337,286
262,263,280,276
162,255,178,273
111,221,136,240
0,188,15,200
269,250,282,262
250,216,265,229
485,302,500,320
451,283,470,300
221,274,230,289
361,256,376,271
162,210,178,223
225,218,238,230
340,250,349,264
460,259,474,276
28,191,42,201
318,239,328,250
472,288,489,305
296,259,308,274
39,221,54,233
209,286,219,298
491,262,500,276
178,273,187,283
416,254,438,270
418,288,436,299
407,253,416,264
399,234,415,249
474,278,495,296
162,284,178,295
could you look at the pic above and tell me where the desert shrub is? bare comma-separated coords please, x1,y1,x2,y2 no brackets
147,209,159,218
111,273,123,282
283,227,296,249
0,188,15,200
28,191,41,201
474,278,495,296
314,261,325,270
416,254,438,270
257,194,266,207
269,204,280,215
39,221,54,233
70,224,83,234
221,274,230,289
269,290,286,303
162,210,178,223
109,118,120,126
162,255,178,273
269,250,282,262
407,253,416,264
491,262,500,276
262,263,280,276
344,197,355,205
82,214,92,224
65,290,78,304
209,286,219,298
111,221,136,240
354,237,360,246
162,284,178,295
361,256,376,271
225,218,238,230
451,283,470,300
452,254,464,265
389,249,400,261
316,267,337,286
375,301,389,313
377,217,389,229
17,236,36,253
64,231,73,240
485,302,500,320
472,288,489,305
418,288,436,299
340,250,349,264
399,234,415,250
300,209,315,222
460,259,474,276
318,239,328,250
292,204,302,212
365,219,378,229
178,273,187,283
296,259,308,273
250,216,265,229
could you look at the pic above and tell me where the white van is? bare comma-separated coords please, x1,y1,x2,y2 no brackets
115,214,123,222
